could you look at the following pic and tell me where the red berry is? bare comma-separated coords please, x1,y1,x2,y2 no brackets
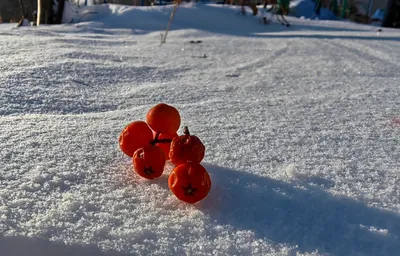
168,163,211,204
169,126,205,166
119,121,153,157
146,103,181,135
133,145,166,179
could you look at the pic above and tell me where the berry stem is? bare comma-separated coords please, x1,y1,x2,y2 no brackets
154,138,172,144
155,132,161,141
151,132,172,145
183,126,190,136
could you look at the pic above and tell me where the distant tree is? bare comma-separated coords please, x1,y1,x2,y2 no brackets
382,0,400,27
0,0,27,23
55,0,66,24
37,0,52,24
37,0,65,25
19,0,26,16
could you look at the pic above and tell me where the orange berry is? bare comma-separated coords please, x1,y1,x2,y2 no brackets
168,163,211,204
133,145,166,179
146,103,181,135
119,121,153,157
169,127,205,166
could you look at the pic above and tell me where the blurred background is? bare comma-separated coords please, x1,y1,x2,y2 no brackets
0,0,398,27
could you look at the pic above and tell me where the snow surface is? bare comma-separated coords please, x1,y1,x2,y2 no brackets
290,0,337,20
1,3,400,256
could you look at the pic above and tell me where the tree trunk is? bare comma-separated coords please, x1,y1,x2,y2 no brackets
37,0,53,25
19,0,26,17
54,0,65,24
382,0,400,28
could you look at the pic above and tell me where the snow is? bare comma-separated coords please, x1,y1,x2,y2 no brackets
1,2,400,256
290,0,337,20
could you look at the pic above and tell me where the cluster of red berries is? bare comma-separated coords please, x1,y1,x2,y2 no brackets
118,103,211,204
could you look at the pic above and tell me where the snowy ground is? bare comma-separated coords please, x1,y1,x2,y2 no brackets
1,3,400,256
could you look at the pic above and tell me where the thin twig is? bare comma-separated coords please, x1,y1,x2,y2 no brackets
160,1,179,45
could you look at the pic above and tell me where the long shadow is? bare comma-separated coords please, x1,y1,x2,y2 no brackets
200,163,400,256
0,234,129,256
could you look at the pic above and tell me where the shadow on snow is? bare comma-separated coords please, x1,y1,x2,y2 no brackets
0,235,130,256
200,163,400,256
